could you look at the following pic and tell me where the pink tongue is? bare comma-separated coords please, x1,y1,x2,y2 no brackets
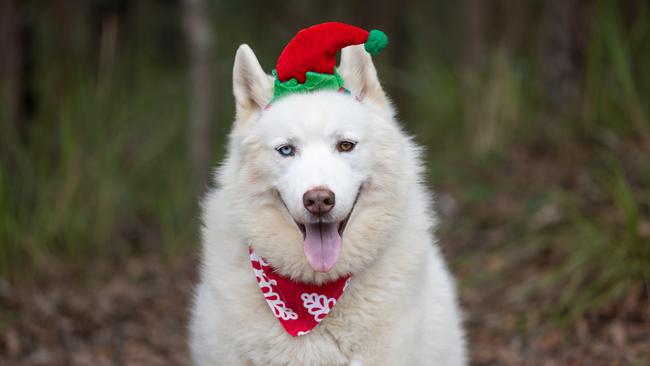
303,222,342,272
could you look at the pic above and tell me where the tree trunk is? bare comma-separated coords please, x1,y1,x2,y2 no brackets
0,0,23,165
462,0,489,152
183,0,214,194
462,0,487,82
0,0,20,124
540,0,586,119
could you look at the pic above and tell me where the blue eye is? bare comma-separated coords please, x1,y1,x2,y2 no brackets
276,144,295,157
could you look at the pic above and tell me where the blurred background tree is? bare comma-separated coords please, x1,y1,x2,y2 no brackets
0,0,648,364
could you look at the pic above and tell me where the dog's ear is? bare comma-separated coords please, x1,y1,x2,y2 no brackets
233,44,273,119
339,45,390,110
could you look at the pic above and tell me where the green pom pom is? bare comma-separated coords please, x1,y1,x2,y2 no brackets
364,29,388,55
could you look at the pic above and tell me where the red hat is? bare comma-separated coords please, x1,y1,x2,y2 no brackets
272,22,388,100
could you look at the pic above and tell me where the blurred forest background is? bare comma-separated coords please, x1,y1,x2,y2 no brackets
1,0,649,365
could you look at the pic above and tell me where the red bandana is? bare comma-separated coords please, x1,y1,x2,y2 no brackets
249,249,351,336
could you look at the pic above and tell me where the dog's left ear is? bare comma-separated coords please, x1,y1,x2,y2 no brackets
339,45,391,110
233,44,274,120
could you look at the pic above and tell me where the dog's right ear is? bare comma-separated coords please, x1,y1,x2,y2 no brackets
233,44,273,119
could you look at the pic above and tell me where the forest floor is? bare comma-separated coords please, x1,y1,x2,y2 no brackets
1,248,647,366
1,141,649,365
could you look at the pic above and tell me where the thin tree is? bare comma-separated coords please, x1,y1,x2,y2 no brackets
540,0,587,120
183,0,214,194
0,0,22,159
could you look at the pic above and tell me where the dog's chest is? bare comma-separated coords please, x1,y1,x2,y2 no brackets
237,287,367,366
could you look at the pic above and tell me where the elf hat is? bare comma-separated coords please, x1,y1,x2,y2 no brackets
272,22,388,101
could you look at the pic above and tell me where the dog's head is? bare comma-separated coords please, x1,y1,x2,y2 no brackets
221,45,418,282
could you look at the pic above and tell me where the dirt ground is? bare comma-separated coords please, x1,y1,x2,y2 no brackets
1,246,647,365
0,255,196,366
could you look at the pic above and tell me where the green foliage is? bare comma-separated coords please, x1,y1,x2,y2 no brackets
584,0,649,135
414,0,650,324
1,68,195,274
0,2,649,328
541,1,650,322
552,156,649,323
0,7,196,275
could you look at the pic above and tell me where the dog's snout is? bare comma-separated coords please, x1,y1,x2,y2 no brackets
303,188,335,216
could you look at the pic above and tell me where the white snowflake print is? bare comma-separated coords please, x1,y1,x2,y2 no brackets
301,293,336,322
250,251,298,321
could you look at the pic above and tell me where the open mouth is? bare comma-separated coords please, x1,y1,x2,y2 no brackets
294,202,355,239
282,188,362,273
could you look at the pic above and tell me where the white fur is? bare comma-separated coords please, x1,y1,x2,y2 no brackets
190,44,467,365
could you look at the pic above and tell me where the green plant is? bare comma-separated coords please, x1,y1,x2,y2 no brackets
0,55,197,276
552,155,649,323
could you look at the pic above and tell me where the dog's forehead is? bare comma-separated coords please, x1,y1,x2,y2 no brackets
257,92,368,141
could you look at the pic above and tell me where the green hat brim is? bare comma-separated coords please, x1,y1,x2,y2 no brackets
272,68,345,102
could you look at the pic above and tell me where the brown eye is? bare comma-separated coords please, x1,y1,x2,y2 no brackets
337,140,356,153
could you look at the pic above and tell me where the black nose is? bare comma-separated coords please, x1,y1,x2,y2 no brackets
303,188,335,216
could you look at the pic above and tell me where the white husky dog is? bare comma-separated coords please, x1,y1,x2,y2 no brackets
190,44,466,365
